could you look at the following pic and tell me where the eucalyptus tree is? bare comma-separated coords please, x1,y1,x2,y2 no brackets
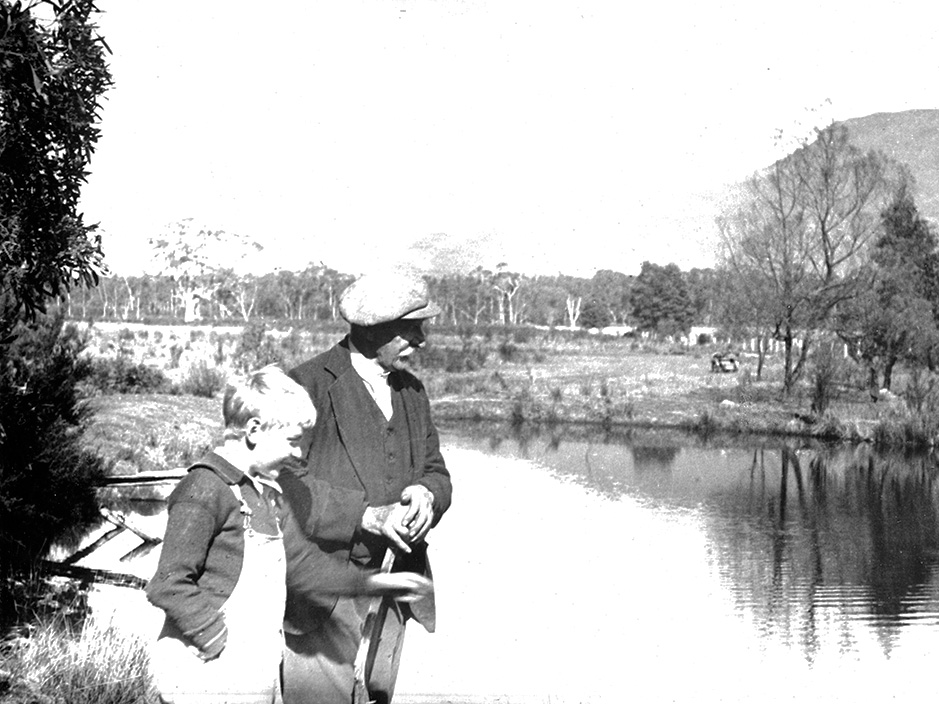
0,0,111,334
491,263,523,325
589,269,632,325
147,218,263,321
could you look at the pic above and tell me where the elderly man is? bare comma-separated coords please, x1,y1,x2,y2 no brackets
280,271,453,704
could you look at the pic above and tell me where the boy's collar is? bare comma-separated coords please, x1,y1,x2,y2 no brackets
195,451,282,493
195,451,244,485
248,472,283,495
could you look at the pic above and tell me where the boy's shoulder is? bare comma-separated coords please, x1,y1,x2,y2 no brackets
168,454,241,505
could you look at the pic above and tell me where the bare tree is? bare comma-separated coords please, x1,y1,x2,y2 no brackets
716,123,897,392
565,294,582,329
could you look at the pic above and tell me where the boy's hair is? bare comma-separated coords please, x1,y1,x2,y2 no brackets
222,365,316,440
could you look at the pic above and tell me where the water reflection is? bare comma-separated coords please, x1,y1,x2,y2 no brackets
713,446,939,662
442,422,939,663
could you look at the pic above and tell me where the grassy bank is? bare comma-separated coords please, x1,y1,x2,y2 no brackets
75,319,939,449
75,333,939,478
418,333,914,445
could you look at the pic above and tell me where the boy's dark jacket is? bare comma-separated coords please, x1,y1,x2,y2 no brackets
146,453,370,657
284,336,452,633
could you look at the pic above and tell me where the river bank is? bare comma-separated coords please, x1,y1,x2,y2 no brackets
422,344,900,446
75,320,926,451
82,342,919,478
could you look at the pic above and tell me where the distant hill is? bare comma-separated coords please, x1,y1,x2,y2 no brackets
837,109,939,222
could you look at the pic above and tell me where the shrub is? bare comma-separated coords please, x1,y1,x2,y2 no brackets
168,343,183,369
810,345,843,416
86,357,170,394
498,339,521,363
179,361,227,398
0,313,107,625
416,335,488,373
511,326,535,345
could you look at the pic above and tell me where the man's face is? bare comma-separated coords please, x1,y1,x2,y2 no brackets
372,319,427,372
248,420,306,480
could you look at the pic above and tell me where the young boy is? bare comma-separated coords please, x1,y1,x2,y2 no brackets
146,365,431,704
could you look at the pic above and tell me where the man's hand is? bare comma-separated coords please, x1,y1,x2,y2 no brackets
364,572,434,603
400,485,435,544
360,503,411,553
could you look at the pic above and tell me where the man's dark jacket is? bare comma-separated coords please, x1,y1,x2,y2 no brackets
283,337,452,632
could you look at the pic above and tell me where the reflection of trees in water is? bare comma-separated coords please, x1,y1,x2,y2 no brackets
713,444,939,662
631,444,679,473
461,422,688,498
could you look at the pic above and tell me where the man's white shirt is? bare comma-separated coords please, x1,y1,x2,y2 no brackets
348,341,394,421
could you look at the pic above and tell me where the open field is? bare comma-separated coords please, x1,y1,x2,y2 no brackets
83,395,221,475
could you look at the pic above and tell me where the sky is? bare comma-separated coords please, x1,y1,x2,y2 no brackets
78,0,939,279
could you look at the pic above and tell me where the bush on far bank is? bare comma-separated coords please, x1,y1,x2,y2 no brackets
85,356,171,394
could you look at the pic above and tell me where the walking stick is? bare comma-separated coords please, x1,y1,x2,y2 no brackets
353,547,397,704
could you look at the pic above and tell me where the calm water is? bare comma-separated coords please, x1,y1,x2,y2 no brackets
452,424,939,656
85,423,939,703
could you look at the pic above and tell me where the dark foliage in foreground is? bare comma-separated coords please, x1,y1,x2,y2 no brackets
0,313,106,630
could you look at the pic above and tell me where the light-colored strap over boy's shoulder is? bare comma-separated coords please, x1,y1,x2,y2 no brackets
229,483,252,529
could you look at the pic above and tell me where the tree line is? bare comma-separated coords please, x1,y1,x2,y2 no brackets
69,252,718,335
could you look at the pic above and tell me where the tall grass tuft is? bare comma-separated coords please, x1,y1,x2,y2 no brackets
813,412,846,440
597,380,615,431
693,408,718,435
2,612,155,704
872,415,937,449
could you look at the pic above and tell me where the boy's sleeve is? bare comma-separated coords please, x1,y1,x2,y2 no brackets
145,474,229,659
280,499,372,609
277,469,367,544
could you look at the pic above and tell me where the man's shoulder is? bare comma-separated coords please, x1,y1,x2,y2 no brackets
289,340,349,386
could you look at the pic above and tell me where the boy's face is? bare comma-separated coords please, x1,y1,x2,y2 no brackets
247,420,306,479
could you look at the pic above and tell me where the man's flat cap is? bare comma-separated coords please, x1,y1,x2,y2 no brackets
339,271,441,326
